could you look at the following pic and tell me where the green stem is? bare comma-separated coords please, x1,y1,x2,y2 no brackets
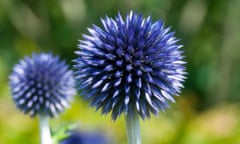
39,115,52,144
125,111,142,144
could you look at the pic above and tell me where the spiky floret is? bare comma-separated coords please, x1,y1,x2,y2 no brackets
74,11,186,120
9,53,76,117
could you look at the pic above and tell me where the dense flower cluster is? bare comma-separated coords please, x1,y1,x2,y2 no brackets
9,53,76,117
74,11,186,120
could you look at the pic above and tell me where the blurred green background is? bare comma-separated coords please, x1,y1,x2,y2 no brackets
1,0,240,143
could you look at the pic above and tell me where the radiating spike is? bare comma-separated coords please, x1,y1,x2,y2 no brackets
145,92,152,105
125,85,130,94
127,74,132,83
101,82,111,92
135,88,141,99
104,65,114,72
92,79,104,88
136,101,140,112
114,78,122,87
124,96,130,105
161,90,175,102
113,90,119,98
18,99,26,105
136,78,142,88
27,100,33,108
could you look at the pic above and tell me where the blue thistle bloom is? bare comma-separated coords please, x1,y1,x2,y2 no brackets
74,11,186,120
9,53,76,117
60,131,109,144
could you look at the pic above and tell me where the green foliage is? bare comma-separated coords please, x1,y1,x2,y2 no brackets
52,123,77,144
1,0,240,143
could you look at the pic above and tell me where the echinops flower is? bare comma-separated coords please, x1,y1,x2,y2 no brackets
9,53,76,117
74,11,186,120
60,131,109,144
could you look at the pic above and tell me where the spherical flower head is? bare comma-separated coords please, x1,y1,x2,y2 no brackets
74,11,186,120
9,53,76,117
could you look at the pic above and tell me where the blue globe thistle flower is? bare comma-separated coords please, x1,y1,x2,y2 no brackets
60,131,109,144
74,11,186,120
9,53,76,117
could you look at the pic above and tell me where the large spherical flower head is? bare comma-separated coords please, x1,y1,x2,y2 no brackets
74,11,186,120
9,53,76,117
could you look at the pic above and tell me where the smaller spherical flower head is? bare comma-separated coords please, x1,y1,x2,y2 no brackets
60,131,109,144
74,11,187,120
9,53,76,117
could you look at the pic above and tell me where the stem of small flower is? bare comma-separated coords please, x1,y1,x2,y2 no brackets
39,114,52,144
125,110,142,144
